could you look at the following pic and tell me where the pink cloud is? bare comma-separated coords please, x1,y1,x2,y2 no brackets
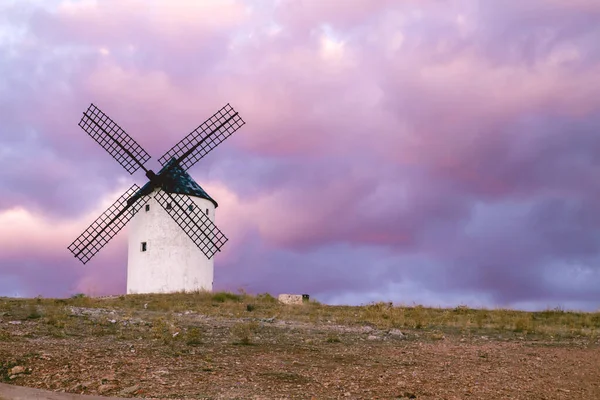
34,0,248,47
1,0,600,309
0,186,138,296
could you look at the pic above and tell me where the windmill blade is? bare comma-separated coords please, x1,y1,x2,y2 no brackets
157,103,245,171
68,184,144,264
79,103,151,175
154,190,228,259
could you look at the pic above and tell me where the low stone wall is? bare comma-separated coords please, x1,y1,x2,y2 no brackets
278,294,310,305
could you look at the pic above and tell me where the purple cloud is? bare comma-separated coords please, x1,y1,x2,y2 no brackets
1,0,600,311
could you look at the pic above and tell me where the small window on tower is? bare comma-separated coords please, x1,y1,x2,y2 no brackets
145,204,150,212
166,203,172,210
141,242,147,252
205,209,209,215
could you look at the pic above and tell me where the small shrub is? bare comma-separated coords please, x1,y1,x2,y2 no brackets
552,305,565,313
495,309,511,330
408,305,425,329
367,302,393,311
150,317,178,343
26,305,42,320
514,316,533,333
590,313,600,328
256,293,277,303
44,306,68,328
325,334,341,343
453,304,470,314
246,304,255,312
474,311,488,329
185,327,203,346
0,328,12,342
212,292,242,303
231,321,259,345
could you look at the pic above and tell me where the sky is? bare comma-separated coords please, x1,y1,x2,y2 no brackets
1,0,600,311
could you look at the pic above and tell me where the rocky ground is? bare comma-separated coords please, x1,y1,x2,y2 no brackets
1,303,599,399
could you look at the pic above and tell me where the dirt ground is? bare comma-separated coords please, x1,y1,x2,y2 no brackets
1,306,599,399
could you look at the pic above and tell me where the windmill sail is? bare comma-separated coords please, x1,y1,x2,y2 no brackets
154,190,228,259
157,104,245,171
79,103,151,174
69,102,244,265
68,184,144,264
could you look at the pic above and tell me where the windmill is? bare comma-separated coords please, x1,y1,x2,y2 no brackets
67,103,245,294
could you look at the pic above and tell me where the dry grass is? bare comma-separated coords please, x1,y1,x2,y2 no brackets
1,292,598,340
1,292,599,399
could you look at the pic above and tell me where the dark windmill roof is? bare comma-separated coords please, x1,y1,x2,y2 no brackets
132,158,218,208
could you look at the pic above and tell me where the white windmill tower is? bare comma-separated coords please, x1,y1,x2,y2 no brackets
67,103,245,294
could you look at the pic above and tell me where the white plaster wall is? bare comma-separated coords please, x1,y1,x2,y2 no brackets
278,294,304,305
126,189,216,294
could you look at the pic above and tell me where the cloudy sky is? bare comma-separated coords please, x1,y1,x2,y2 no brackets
1,0,599,311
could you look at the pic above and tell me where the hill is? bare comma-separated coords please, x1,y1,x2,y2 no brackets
1,292,599,399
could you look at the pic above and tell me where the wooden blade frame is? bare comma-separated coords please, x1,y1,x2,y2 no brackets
68,184,143,264
157,104,245,171
70,102,245,265
79,103,151,175
154,190,228,259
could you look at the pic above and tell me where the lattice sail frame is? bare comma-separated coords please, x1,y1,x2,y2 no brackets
70,103,244,264
79,103,151,175
154,190,228,259
68,184,144,264
157,103,245,171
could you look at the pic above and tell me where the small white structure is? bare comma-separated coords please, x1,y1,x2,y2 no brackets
278,294,310,305
126,163,219,294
